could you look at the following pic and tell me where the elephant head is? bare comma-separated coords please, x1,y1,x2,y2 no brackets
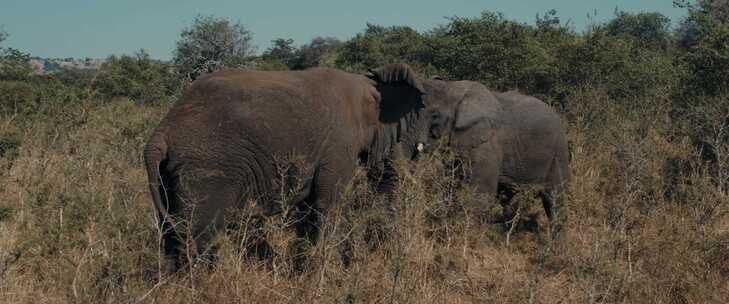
367,64,502,155
365,63,431,163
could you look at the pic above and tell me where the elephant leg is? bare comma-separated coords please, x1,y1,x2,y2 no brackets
290,197,320,273
539,190,555,223
462,141,503,221
233,215,274,262
289,184,354,271
312,162,356,269
540,159,568,250
287,156,357,273
539,189,556,243
539,189,565,252
189,207,225,266
175,178,240,268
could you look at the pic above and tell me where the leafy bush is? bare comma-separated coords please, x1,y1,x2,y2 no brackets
258,37,344,71
95,50,176,103
0,74,96,129
52,67,97,91
334,10,679,103
259,38,297,70
556,27,679,100
0,31,33,81
605,11,672,50
426,12,546,89
0,81,36,116
292,37,342,69
336,23,432,73
678,1,729,96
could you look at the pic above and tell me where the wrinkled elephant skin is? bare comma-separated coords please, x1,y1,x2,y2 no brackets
144,67,428,268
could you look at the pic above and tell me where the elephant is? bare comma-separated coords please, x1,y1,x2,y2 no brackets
144,66,428,269
368,64,570,243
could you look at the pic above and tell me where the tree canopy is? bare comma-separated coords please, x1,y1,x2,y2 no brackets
172,15,255,81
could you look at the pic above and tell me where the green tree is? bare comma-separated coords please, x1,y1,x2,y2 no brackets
292,37,342,69
95,49,175,103
605,11,672,50
257,37,343,70
427,12,561,92
265,38,296,67
676,0,729,95
560,28,678,99
0,30,32,81
336,24,430,72
172,15,256,81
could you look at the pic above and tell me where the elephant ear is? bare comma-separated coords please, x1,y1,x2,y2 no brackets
366,63,425,124
366,63,425,94
454,85,498,131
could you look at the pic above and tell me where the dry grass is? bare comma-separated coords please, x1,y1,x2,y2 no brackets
1,91,728,303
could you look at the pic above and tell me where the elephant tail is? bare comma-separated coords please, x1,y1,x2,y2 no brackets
144,132,172,223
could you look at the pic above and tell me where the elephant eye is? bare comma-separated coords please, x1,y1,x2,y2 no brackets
430,128,441,139
428,111,447,139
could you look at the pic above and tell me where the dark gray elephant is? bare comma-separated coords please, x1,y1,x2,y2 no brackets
368,64,570,241
144,67,428,268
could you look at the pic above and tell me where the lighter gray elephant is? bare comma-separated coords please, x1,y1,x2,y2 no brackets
368,64,570,242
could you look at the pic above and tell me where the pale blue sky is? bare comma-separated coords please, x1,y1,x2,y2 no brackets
0,1,686,60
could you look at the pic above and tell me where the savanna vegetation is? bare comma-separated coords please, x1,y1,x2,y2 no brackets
1,1,728,302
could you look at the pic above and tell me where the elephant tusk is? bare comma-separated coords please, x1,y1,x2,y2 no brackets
416,143,425,152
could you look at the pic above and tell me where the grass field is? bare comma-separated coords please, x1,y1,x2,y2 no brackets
1,83,727,303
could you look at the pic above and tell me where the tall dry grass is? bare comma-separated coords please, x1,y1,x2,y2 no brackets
1,89,728,303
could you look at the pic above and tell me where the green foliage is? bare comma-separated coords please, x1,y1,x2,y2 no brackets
336,24,432,72
0,31,33,81
676,0,729,48
251,56,290,71
0,76,94,132
683,23,729,95
334,10,681,103
427,12,533,87
260,38,297,70
677,0,729,95
52,67,97,90
292,37,342,69
605,11,672,50
556,28,679,100
95,50,176,103
529,11,678,101
0,128,20,164
172,14,256,81
258,37,344,71
0,81,36,116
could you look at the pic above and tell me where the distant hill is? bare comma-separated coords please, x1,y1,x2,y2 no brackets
29,57,107,74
